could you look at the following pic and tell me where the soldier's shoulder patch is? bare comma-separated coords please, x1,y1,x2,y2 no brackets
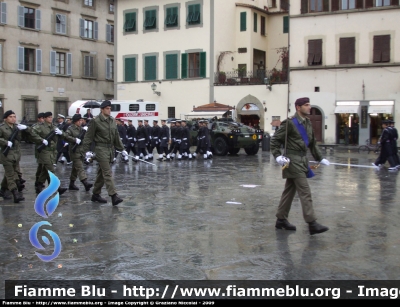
0,124,4,128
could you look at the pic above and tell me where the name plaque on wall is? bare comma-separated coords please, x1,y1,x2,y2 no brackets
361,105,368,128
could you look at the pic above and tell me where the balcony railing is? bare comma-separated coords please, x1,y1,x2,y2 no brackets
214,69,288,86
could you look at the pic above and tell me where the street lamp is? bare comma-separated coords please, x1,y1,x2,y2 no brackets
151,83,161,96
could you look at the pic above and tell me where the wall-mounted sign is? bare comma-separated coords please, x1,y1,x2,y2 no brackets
361,105,368,128
45,87,53,92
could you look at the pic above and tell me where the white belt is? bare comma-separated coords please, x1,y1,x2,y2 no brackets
153,137,158,139
162,137,167,139
182,138,187,140
176,139,181,141
138,138,145,141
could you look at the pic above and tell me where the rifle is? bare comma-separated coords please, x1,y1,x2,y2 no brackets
36,121,66,153
2,116,28,157
71,127,87,153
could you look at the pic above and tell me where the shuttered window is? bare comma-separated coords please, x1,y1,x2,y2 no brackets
240,12,246,32
124,57,136,82
0,44,2,70
373,35,390,63
187,4,200,25
181,52,206,79
165,7,178,27
84,55,94,77
106,58,114,80
0,2,7,24
280,0,289,11
144,56,156,81
56,14,67,34
308,39,322,66
18,6,41,30
261,16,265,36
339,37,355,64
124,12,136,32
166,54,178,80
106,24,114,43
254,13,257,32
144,10,156,30
283,16,289,33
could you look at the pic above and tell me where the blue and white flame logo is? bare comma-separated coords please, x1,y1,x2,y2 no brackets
29,171,62,262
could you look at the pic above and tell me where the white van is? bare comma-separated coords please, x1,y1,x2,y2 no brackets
68,99,159,126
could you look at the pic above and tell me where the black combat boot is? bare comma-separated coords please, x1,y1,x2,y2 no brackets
0,187,12,200
91,194,107,203
15,180,25,192
111,194,123,206
36,182,44,194
11,189,24,203
18,176,26,184
308,220,329,235
69,180,79,191
275,219,296,231
58,187,68,195
81,179,93,192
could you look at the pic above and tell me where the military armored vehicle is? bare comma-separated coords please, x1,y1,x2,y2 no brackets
188,118,263,156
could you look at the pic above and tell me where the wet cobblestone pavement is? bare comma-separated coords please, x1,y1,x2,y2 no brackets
1,144,399,298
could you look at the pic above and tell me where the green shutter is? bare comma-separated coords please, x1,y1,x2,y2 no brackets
166,54,178,79
240,12,246,32
145,56,156,80
199,52,206,78
181,53,187,79
283,16,289,33
254,13,257,32
124,12,136,32
125,57,136,82
188,4,200,24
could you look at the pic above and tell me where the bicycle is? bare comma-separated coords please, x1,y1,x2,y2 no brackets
358,139,380,154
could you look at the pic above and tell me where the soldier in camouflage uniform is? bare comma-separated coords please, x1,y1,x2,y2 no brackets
30,112,68,195
0,110,29,203
63,114,93,191
270,97,330,235
31,113,45,189
82,100,127,206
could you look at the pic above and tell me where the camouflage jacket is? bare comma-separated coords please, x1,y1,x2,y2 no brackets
0,123,26,163
82,113,124,162
271,112,322,179
64,123,85,158
30,122,65,152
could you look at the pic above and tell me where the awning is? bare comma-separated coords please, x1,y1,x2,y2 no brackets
185,111,227,117
334,105,360,113
368,105,393,114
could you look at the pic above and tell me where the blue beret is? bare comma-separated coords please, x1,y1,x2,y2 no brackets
295,97,310,106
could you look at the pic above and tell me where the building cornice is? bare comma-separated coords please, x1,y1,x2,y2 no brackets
19,1,40,8
291,63,400,71
235,3,287,15
291,6,400,19
51,7,71,13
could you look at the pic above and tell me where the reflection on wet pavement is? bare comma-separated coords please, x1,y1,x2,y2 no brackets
1,145,399,297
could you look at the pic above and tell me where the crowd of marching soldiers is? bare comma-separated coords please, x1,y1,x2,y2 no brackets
114,118,213,163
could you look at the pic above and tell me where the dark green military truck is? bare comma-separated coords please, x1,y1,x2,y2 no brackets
188,118,263,156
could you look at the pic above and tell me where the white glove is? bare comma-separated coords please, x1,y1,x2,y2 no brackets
131,143,135,147
42,139,48,146
7,141,13,148
85,151,93,159
149,136,152,139
121,150,128,157
75,138,81,145
64,142,69,147
55,128,62,135
320,158,330,165
17,124,27,130
83,126,88,131
276,156,290,167
134,138,137,142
